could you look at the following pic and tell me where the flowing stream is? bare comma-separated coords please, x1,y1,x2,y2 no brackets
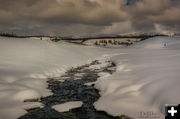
19,60,130,119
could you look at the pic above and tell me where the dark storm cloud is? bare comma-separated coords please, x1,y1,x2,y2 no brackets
0,0,180,36
0,0,127,25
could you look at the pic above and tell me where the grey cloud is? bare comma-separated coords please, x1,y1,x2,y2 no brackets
0,0,128,25
0,0,180,36
124,0,180,31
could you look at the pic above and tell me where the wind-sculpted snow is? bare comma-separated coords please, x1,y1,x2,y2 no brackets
0,36,118,119
0,36,180,119
94,36,180,118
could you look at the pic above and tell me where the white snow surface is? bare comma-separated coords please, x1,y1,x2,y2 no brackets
1,36,180,119
52,101,83,112
94,36,180,118
0,36,114,119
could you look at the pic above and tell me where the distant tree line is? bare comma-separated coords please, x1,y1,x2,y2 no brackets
0,32,51,38
0,32,18,37
94,39,133,46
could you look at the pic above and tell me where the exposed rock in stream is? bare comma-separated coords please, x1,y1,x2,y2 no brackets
19,60,131,119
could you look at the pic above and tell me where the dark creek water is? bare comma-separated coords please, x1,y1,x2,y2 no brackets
19,60,130,119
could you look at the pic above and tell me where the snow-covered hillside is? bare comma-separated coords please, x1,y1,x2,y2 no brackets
0,36,180,119
0,36,115,119
132,36,180,49
94,36,180,118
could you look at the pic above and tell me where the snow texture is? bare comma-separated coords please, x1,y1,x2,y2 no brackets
0,36,114,119
94,36,180,118
52,101,83,112
1,36,180,119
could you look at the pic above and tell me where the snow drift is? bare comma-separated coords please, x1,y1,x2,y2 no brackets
94,36,180,118
0,36,180,119
0,36,113,119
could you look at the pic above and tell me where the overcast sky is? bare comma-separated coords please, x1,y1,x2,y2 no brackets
0,0,179,36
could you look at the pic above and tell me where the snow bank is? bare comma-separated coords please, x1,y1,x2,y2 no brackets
94,36,180,118
0,36,115,119
132,36,180,50
1,36,180,119
52,101,83,112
